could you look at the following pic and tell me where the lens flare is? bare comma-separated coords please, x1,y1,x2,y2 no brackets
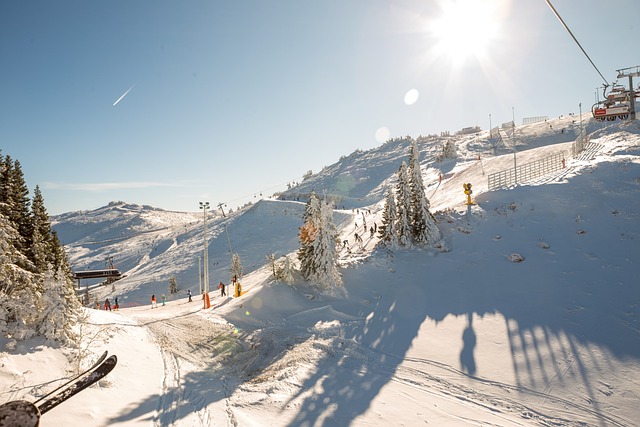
404,89,419,105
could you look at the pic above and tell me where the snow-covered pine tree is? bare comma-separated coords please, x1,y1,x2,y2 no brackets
266,253,277,277
230,253,243,281
395,161,412,247
275,256,295,285
281,256,295,284
443,139,457,159
1,154,81,344
309,199,341,289
378,188,399,249
37,268,81,342
298,192,320,279
408,140,441,246
168,275,178,295
0,212,39,341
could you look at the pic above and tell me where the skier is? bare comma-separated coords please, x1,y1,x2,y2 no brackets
161,294,166,306
219,281,226,297
187,289,192,302
151,294,157,308
104,298,111,311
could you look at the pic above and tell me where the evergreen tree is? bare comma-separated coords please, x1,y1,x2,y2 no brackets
297,192,320,279
308,200,341,289
378,188,399,249
230,253,243,281
37,269,81,342
1,159,32,259
49,230,73,280
0,212,39,340
0,154,81,344
267,253,278,278
30,186,51,272
408,140,441,246
395,162,412,247
442,140,457,159
168,275,178,295
277,256,295,285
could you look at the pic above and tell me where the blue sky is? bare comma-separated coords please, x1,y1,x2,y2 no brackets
1,0,638,215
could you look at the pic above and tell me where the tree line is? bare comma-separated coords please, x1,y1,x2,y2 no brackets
0,152,80,346
378,140,443,249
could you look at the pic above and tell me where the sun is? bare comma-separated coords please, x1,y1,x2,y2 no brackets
428,0,506,64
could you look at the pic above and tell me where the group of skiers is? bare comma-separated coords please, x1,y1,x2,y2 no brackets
145,277,241,310
98,297,119,311
94,281,245,311
150,294,167,308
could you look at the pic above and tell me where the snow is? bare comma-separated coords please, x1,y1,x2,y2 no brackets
2,117,640,426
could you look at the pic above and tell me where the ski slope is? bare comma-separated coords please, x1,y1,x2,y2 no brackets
1,118,639,426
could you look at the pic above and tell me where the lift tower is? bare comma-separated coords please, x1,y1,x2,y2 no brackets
617,65,640,121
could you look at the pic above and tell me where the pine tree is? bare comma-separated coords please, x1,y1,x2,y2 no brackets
378,188,399,249
277,256,295,285
30,186,51,272
298,192,320,279
1,155,81,344
168,276,179,295
443,140,457,159
309,200,341,288
49,230,73,281
2,159,32,260
408,140,441,246
395,162,412,247
230,253,243,281
37,269,81,342
267,253,278,278
0,212,39,341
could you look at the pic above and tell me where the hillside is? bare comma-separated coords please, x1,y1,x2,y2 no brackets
1,117,639,426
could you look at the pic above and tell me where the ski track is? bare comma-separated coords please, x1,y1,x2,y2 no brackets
153,326,183,427
371,351,631,427
142,311,244,427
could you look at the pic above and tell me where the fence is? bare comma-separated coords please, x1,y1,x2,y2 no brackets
522,116,548,125
487,151,566,190
571,128,589,158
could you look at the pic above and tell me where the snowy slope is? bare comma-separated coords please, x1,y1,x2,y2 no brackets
1,117,639,426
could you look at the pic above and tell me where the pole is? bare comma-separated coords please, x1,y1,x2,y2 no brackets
199,202,211,309
512,107,517,185
198,256,202,296
629,75,636,121
489,113,492,138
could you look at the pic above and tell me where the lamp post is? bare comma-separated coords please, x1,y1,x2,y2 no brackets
199,201,210,309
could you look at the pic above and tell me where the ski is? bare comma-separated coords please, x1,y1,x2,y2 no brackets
34,350,109,405
37,355,117,415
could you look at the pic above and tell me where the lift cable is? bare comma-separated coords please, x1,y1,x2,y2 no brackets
544,0,609,88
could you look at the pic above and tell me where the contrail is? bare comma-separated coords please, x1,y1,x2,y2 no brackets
113,84,135,107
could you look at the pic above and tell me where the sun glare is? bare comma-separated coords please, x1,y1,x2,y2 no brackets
429,0,506,64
